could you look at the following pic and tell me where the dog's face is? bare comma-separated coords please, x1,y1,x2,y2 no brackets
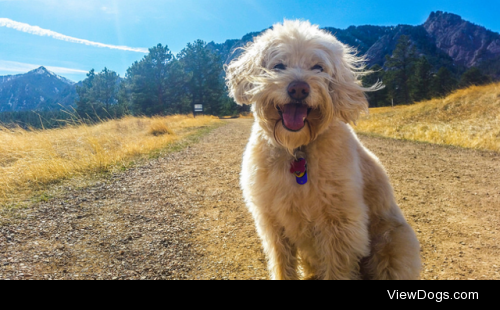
226,20,372,152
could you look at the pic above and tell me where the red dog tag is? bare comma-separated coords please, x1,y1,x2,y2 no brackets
290,158,308,185
290,158,306,175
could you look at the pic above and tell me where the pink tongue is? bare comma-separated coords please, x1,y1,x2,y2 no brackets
282,104,308,131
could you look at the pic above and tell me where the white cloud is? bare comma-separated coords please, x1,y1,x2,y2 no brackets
0,60,88,75
0,18,148,53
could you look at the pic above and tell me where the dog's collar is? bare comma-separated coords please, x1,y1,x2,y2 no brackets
290,150,308,185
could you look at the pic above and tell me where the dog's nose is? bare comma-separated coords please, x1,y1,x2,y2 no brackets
287,81,310,101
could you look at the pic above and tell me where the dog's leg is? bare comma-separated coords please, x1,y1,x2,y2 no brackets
313,214,371,280
364,213,422,280
298,253,318,280
255,216,299,280
360,149,422,280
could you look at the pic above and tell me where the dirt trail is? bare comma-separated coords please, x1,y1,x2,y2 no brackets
1,119,499,280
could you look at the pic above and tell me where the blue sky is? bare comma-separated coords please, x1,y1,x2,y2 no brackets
1,0,499,82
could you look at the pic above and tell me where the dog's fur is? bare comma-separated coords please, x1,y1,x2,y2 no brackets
225,20,421,280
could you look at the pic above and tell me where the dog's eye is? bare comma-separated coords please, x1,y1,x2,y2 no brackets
311,65,323,72
273,63,286,71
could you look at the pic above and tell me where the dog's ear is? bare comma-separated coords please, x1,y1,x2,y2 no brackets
224,43,263,105
326,42,373,124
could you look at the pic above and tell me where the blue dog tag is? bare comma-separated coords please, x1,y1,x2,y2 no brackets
290,158,308,185
296,171,308,185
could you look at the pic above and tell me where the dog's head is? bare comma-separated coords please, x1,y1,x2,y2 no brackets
226,20,377,152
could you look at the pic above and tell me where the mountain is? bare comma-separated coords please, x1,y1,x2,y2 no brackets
424,11,500,67
424,11,500,76
364,24,456,70
207,31,266,65
208,11,500,77
0,67,77,112
364,12,500,74
324,25,394,56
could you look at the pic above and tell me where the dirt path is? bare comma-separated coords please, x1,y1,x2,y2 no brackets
1,119,499,280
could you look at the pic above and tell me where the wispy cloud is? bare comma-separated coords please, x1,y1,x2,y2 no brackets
0,18,148,53
0,60,88,75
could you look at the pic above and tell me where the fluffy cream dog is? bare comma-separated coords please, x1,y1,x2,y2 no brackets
225,20,421,280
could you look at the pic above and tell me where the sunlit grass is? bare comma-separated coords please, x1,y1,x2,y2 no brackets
356,83,500,152
0,115,220,204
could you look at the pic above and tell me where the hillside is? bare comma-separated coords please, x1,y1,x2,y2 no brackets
0,67,77,112
0,115,220,202
356,82,500,152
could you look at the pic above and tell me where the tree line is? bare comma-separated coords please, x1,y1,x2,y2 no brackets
362,35,493,107
79,35,496,116
0,110,75,129
76,40,242,121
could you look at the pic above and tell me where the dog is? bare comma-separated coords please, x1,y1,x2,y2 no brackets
225,20,421,280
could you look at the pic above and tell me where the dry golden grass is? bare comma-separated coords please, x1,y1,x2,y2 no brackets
356,83,500,152
148,117,175,136
238,112,254,119
0,115,220,203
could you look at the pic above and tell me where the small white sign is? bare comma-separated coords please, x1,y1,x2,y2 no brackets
194,104,203,112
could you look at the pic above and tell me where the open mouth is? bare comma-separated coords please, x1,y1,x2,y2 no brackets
277,103,312,132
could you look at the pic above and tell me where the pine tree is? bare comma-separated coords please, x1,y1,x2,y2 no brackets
125,44,173,115
384,35,417,105
362,65,389,107
178,40,229,116
76,68,123,120
431,67,457,98
93,68,119,111
412,56,433,102
459,67,492,88
163,59,193,114
75,69,96,117
122,44,191,116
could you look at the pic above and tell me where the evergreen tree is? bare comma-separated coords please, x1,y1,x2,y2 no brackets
178,40,230,116
412,56,433,102
459,67,492,88
75,69,96,117
76,68,123,120
163,59,193,114
362,65,389,107
384,35,417,105
219,92,242,116
93,68,119,111
125,44,173,115
122,44,191,116
431,67,457,98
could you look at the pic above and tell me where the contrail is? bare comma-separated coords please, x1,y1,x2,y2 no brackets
0,18,148,53
0,60,88,75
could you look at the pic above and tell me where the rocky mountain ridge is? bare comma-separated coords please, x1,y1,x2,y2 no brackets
208,11,500,77
424,11,500,68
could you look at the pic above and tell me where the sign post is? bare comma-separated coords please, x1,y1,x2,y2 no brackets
193,104,203,118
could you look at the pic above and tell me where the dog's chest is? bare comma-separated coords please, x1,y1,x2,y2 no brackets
261,151,331,219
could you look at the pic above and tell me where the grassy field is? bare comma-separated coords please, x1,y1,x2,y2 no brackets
0,115,221,205
356,83,500,152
